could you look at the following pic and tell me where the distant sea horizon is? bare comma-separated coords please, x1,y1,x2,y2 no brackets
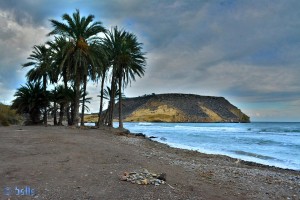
252,121,300,123
111,122,300,171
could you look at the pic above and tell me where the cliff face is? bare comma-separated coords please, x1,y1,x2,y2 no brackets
114,93,250,123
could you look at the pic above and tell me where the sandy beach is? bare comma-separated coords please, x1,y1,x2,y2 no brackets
0,125,299,200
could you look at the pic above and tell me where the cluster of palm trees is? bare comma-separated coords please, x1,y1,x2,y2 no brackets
12,9,146,127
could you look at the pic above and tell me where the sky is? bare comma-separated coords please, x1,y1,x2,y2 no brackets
0,0,300,122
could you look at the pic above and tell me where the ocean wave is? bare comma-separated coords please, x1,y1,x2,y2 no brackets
284,129,300,133
258,128,300,135
174,125,188,128
231,150,275,160
174,125,245,133
247,138,283,146
137,122,153,126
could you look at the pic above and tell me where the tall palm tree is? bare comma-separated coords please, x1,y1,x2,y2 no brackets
80,42,102,126
49,85,71,125
103,27,146,128
56,85,74,126
12,81,49,125
102,28,120,127
94,43,110,126
48,9,106,126
23,44,53,125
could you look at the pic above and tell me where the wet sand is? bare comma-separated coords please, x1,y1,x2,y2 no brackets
0,125,299,199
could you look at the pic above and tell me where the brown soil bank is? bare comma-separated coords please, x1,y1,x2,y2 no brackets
0,126,299,199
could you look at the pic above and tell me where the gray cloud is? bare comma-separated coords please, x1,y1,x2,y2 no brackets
0,8,49,91
0,0,300,121
0,0,69,26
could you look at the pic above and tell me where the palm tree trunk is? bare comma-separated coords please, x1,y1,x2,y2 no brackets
58,103,65,125
72,74,81,126
43,75,47,125
31,109,41,124
62,69,71,126
53,101,58,125
70,103,74,125
118,74,123,129
97,70,106,126
81,75,87,126
108,74,116,127
66,105,71,125
104,102,110,125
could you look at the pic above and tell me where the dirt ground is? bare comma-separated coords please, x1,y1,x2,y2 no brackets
0,125,299,200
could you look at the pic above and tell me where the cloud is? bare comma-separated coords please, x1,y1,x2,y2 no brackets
0,0,299,121
0,0,72,26
0,8,49,100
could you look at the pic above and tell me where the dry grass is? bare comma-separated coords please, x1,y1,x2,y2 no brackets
124,105,188,122
0,103,22,126
84,114,99,123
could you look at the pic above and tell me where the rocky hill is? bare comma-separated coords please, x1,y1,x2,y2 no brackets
113,93,250,123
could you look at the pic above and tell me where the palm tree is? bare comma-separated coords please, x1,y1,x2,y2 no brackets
80,42,102,126
23,44,53,125
57,86,74,126
103,27,146,128
94,43,110,126
49,85,71,125
12,81,49,125
65,86,92,125
48,9,106,126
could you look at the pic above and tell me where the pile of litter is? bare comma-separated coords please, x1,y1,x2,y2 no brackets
119,169,166,186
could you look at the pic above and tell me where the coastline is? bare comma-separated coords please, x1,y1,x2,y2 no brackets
120,121,300,171
0,125,299,199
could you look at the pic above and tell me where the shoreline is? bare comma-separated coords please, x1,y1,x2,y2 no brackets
118,121,300,172
1,125,299,199
127,129,300,173
149,139,300,172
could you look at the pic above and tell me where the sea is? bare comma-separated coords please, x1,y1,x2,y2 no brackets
113,122,300,171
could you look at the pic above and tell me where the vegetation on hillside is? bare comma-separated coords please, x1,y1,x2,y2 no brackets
12,9,146,127
0,103,22,126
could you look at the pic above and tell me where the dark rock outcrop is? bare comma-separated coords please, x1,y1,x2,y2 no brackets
113,93,250,123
